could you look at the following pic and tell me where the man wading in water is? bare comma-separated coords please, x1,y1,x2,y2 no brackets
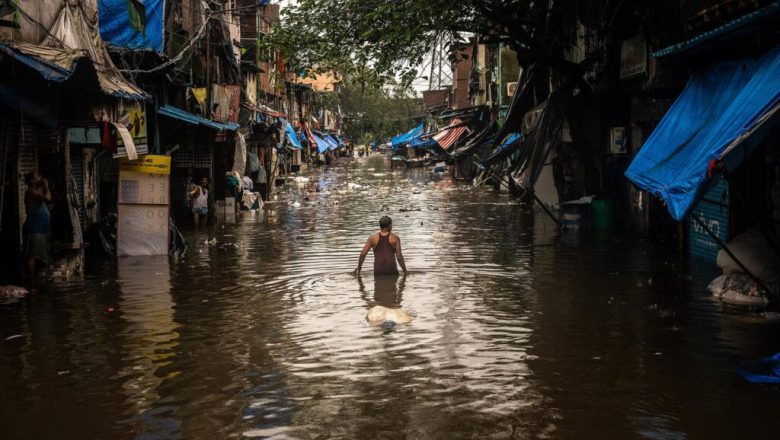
354,216,407,276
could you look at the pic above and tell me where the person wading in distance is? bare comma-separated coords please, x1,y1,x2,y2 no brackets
354,216,407,276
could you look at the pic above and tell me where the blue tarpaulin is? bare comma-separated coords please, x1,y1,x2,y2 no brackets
158,105,238,131
0,43,80,82
311,133,330,154
325,134,340,150
626,45,780,220
480,133,522,167
409,133,436,149
281,118,302,149
98,0,164,52
391,123,424,149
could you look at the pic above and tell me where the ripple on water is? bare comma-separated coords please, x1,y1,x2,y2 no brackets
3,155,780,439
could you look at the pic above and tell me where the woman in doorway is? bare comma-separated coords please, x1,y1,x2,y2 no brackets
189,177,209,228
24,172,51,289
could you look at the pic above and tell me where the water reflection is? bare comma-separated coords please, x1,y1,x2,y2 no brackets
116,256,181,438
2,155,780,439
358,274,405,308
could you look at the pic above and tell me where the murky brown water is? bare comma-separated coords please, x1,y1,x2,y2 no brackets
2,154,780,439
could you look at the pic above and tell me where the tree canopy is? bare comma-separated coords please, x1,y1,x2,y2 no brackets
267,0,619,87
338,78,423,144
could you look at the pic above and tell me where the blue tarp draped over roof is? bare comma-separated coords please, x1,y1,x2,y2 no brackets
0,43,82,82
159,105,239,131
325,134,340,150
281,118,302,149
652,1,780,58
626,45,780,220
409,133,436,149
98,0,164,52
480,133,523,167
311,133,330,154
391,123,424,149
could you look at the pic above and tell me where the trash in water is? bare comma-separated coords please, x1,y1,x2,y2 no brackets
432,231,453,240
0,285,29,298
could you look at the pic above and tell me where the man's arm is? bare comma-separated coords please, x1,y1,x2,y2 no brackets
354,236,373,275
395,235,407,274
29,179,52,203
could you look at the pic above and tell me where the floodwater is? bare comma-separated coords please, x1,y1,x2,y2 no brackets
2,155,780,439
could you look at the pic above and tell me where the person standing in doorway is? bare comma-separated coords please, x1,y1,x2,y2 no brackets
24,172,51,288
190,176,209,228
256,163,267,201
354,216,407,276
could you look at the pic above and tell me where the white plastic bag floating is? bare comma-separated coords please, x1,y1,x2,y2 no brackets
366,305,414,325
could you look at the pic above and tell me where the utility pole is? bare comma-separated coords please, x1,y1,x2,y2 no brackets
428,35,437,91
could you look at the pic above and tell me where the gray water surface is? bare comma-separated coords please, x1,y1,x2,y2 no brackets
2,155,780,439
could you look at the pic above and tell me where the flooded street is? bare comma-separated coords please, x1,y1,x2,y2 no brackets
2,155,780,439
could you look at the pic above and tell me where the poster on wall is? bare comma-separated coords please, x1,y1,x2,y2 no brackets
114,103,148,158
98,0,164,52
610,127,627,154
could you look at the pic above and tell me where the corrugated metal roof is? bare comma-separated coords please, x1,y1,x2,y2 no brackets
158,105,238,131
653,1,780,58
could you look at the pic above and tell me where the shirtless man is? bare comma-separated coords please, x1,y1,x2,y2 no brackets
354,216,407,276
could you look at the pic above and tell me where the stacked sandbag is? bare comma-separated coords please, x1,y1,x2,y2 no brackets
710,228,780,305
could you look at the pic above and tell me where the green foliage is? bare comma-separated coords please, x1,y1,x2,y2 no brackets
338,78,423,144
264,0,614,89
266,0,499,88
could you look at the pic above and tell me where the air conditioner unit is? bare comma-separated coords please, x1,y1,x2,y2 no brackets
506,82,518,96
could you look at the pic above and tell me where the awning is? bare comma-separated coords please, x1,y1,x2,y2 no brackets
44,3,148,100
480,133,523,167
0,42,85,83
314,131,339,151
626,44,780,220
433,118,468,150
391,123,424,149
281,118,303,149
158,105,239,131
653,2,780,58
310,132,330,154
451,121,498,158
324,134,340,150
409,133,437,149
437,105,486,119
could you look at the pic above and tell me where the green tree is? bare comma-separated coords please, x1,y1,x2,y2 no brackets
338,76,423,144
266,0,616,89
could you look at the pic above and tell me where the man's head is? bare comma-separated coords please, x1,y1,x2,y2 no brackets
25,172,40,187
200,177,209,188
379,216,392,230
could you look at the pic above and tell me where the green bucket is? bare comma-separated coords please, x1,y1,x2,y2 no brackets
591,198,615,230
